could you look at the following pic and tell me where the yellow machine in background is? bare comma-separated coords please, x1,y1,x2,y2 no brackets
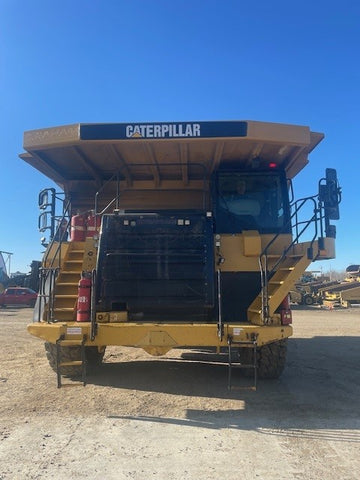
20,120,341,388
320,265,360,307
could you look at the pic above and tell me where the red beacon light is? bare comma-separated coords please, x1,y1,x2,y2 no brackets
268,162,277,169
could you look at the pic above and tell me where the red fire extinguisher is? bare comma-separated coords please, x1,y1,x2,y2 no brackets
86,212,101,238
70,214,86,242
76,272,92,322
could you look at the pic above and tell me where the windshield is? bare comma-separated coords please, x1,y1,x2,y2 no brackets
214,172,290,233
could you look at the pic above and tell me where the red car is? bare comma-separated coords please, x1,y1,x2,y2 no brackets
0,287,37,308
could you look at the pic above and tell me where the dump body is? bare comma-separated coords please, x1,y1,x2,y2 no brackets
20,120,340,380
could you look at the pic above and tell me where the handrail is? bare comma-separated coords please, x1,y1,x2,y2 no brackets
42,200,71,270
95,171,120,215
259,194,322,323
90,269,97,340
37,201,71,323
36,267,59,323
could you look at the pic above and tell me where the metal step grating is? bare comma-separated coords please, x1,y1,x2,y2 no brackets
56,334,87,388
227,336,257,391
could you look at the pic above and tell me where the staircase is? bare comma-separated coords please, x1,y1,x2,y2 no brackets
248,247,313,325
52,242,85,321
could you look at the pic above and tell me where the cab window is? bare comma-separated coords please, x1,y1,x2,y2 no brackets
214,172,290,234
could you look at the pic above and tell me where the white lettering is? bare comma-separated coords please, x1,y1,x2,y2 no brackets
126,123,202,138
185,124,192,136
193,123,200,136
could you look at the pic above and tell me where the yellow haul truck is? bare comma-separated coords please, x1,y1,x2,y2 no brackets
20,120,341,388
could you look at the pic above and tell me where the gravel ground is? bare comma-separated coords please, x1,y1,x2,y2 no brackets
0,305,359,479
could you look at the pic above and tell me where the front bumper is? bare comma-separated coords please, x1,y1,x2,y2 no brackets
28,321,292,356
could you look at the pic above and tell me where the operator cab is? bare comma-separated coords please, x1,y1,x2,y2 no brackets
214,168,291,234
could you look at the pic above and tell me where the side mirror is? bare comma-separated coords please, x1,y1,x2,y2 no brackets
38,190,48,209
319,168,341,220
38,212,49,232
38,188,56,208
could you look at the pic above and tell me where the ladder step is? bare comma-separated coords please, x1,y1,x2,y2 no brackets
227,338,257,391
254,294,273,300
56,333,87,388
230,363,256,369
59,360,83,367
59,339,83,346
56,295,78,299
248,308,261,314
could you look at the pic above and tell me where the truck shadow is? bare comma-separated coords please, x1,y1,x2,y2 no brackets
108,409,360,444
106,411,360,443
88,336,360,402
90,336,360,439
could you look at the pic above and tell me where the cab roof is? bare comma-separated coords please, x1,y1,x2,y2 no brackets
20,120,324,190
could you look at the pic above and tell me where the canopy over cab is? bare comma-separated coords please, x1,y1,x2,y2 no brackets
20,120,323,212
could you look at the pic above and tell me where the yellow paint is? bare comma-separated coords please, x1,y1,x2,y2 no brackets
27,321,292,355
142,346,173,356
216,233,293,272
82,238,97,271
43,242,70,268
243,230,261,256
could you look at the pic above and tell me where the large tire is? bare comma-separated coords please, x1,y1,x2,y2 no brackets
239,339,287,379
45,342,105,377
304,295,314,306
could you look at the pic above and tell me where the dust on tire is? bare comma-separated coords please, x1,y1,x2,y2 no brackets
239,339,287,379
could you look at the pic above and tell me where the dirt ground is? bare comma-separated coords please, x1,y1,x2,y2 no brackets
0,306,359,480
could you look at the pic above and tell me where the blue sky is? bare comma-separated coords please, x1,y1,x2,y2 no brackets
0,0,359,274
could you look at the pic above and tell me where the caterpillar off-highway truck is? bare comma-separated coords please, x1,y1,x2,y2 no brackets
20,120,341,388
